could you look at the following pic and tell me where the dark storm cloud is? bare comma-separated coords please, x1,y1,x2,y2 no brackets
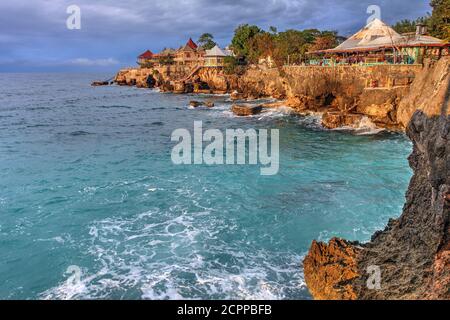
0,0,431,71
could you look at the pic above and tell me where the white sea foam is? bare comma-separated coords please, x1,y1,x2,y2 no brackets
40,202,307,300
331,116,385,135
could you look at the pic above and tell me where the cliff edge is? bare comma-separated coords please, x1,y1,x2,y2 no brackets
303,67,450,299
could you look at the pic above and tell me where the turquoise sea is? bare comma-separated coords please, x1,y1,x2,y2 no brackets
0,73,412,299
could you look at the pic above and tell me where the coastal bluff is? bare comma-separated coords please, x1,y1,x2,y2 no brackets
303,74,450,299
114,58,449,130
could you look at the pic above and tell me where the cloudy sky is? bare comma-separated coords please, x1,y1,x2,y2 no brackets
0,0,431,72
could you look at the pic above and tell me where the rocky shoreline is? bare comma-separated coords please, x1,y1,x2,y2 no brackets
303,67,450,300
113,58,450,299
114,58,448,132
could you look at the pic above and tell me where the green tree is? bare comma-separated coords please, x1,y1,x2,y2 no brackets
393,19,417,34
158,55,174,66
429,0,450,40
309,31,339,52
269,26,278,34
198,33,217,50
231,24,263,58
272,29,322,66
247,32,276,64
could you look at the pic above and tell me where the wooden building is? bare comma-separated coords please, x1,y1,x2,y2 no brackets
174,38,205,67
137,50,156,67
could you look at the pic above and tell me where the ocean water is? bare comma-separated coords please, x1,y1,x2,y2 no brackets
0,73,412,300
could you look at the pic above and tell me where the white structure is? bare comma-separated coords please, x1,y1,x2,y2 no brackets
204,45,232,67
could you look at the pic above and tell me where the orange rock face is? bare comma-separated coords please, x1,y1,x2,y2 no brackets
303,238,362,300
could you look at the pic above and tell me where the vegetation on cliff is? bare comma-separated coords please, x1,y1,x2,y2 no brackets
229,24,339,67
392,0,450,41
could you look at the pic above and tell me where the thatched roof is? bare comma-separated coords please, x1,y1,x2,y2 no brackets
205,45,232,57
331,19,402,52
309,18,447,54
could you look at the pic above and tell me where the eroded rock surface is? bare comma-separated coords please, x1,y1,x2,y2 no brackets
303,238,362,300
304,79,450,299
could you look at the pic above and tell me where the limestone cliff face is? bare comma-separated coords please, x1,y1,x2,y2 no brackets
228,64,423,129
114,58,447,131
397,57,450,128
303,75,450,299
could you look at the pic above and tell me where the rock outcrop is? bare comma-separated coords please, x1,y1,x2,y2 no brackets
303,238,362,300
231,104,263,116
397,57,450,128
303,75,450,299
114,57,448,131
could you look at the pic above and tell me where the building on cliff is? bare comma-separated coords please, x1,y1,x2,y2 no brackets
204,45,232,67
137,50,156,67
174,38,205,67
309,19,449,65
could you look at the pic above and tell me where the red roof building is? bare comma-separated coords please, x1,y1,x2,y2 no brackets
138,50,154,59
186,38,198,50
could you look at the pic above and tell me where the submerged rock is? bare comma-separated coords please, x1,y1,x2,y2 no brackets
189,101,203,108
205,101,215,108
322,111,365,129
231,104,263,116
230,91,245,101
91,81,109,86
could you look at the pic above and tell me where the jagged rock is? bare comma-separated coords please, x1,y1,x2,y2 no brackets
304,108,450,300
230,91,245,101
322,111,365,129
322,111,343,129
397,57,450,128
304,238,362,300
91,81,109,86
173,82,186,94
205,101,215,108
231,104,262,116
190,101,203,108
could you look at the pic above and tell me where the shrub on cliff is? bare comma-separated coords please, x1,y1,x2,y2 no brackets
223,56,246,75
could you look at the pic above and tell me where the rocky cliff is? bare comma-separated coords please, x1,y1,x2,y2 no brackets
303,73,450,299
114,58,448,131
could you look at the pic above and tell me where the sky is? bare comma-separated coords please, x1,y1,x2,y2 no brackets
0,0,432,72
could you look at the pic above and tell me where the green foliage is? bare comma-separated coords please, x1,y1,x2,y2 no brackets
139,61,155,68
309,31,339,52
272,29,337,67
158,55,174,66
429,0,450,40
198,33,217,50
231,24,263,58
393,19,418,34
269,26,278,34
223,56,246,75
392,17,431,34
391,1,449,40
229,24,339,68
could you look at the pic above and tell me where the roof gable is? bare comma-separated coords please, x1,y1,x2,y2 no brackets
186,38,198,50
138,50,154,59
205,45,230,57
336,19,402,50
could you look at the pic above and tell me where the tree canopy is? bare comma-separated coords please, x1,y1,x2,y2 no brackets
429,0,450,41
198,33,217,50
391,0,449,41
229,25,338,67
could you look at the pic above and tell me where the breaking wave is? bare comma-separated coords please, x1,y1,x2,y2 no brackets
331,116,385,135
41,206,307,300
